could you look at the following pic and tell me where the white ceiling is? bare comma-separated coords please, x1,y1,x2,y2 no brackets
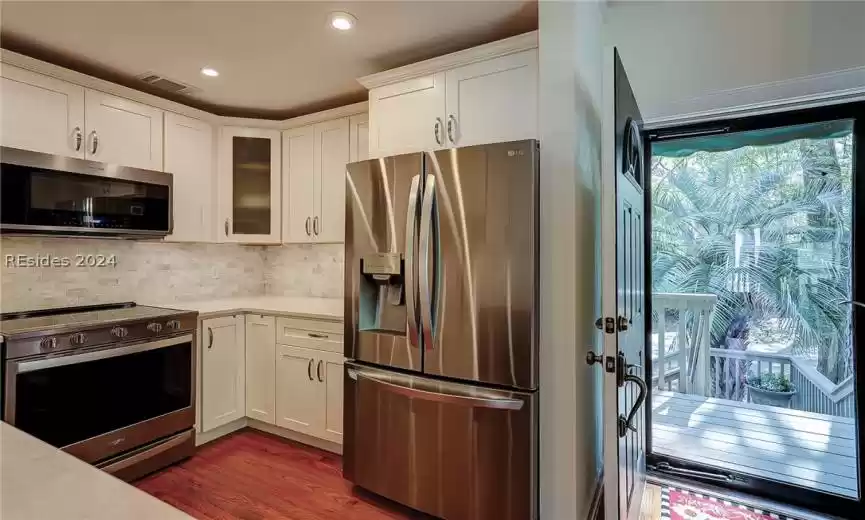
0,1,537,119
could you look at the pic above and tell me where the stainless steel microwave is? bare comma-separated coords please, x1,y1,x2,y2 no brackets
0,147,172,238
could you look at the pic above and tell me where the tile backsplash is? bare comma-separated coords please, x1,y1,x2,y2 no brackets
0,237,344,312
264,243,344,299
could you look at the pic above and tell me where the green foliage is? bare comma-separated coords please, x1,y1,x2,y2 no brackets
747,372,795,393
651,133,854,383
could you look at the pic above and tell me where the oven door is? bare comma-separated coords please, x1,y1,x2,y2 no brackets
4,334,194,464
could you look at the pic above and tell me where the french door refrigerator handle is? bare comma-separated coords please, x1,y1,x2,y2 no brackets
348,369,523,410
418,174,436,350
404,174,422,348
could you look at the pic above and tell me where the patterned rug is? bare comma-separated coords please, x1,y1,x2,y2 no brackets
661,486,799,520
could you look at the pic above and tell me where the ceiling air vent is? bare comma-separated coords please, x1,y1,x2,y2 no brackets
137,72,200,95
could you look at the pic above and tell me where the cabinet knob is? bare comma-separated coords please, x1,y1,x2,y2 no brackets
447,115,457,144
434,118,443,146
89,130,99,155
72,127,83,152
313,216,320,236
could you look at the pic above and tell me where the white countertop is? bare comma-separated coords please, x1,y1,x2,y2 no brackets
147,296,343,320
0,422,193,520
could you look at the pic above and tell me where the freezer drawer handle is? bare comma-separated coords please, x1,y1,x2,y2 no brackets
349,369,523,411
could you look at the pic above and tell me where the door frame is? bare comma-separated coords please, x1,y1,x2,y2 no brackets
642,100,865,518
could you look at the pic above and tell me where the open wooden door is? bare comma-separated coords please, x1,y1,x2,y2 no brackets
600,47,648,520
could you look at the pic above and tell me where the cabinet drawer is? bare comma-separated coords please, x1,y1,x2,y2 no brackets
277,316,342,334
276,317,343,353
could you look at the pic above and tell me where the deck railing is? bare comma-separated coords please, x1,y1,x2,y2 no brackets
652,292,856,418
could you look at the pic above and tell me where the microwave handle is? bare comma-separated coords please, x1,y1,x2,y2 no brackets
15,334,193,374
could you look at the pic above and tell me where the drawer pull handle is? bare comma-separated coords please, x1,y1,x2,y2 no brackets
307,333,328,339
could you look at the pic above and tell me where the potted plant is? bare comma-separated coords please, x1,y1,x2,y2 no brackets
746,373,797,407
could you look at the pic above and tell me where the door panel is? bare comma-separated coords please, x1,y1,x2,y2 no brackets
245,315,276,424
314,118,349,243
368,74,445,158
344,364,537,519
602,48,648,520
345,153,424,371
320,350,344,443
350,114,370,162
164,112,213,243
423,141,538,389
201,316,245,432
283,125,315,243
275,344,321,435
84,90,163,170
0,65,85,158
444,50,538,147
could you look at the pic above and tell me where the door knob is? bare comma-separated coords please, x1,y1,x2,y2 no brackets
617,315,629,331
618,373,648,438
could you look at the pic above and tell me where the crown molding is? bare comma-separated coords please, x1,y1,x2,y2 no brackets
280,101,368,129
0,49,367,130
0,49,220,123
357,30,538,90
644,65,865,130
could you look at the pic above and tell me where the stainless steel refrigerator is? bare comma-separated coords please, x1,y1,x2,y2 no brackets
343,139,539,520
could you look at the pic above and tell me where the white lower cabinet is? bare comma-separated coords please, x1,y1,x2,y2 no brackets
245,315,276,424
275,343,344,443
276,344,324,436
199,313,343,445
200,315,246,432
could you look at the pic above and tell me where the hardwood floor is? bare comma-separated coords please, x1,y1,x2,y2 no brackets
135,429,422,520
640,484,663,520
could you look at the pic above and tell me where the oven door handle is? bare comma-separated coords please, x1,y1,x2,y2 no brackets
15,334,194,374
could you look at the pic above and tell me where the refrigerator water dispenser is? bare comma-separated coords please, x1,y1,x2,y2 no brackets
358,252,406,334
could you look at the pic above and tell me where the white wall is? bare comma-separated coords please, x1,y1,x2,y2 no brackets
605,0,865,120
538,1,604,518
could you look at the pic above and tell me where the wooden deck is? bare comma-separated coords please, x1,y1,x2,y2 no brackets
652,390,858,498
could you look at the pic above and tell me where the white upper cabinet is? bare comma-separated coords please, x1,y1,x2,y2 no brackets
0,65,85,158
361,32,538,156
201,315,246,432
218,127,281,244
282,117,349,244
368,73,445,158
444,50,538,148
84,89,164,170
163,112,214,243
349,114,369,163
245,314,276,425
313,118,349,243
282,125,315,243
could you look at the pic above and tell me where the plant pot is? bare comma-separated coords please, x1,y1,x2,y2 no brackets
746,384,797,407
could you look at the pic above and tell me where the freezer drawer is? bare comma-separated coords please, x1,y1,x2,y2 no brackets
343,363,537,520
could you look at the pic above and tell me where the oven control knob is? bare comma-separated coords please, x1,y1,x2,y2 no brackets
40,337,58,350
111,327,129,338
166,320,181,331
69,332,87,345
147,322,163,333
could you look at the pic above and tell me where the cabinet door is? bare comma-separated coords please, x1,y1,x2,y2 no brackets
368,73,445,158
275,345,323,436
201,315,246,432
349,113,369,163
245,314,276,424
282,125,315,243
444,50,538,147
0,65,85,158
318,350,345,444
164,113,214,243
218,127,281,244
313,118,349,243
84,89,164,170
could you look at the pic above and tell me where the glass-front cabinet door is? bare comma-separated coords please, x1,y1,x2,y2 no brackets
218,127,281,243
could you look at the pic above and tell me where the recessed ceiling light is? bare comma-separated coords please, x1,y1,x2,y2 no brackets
200,67,219,77
329,11,356,31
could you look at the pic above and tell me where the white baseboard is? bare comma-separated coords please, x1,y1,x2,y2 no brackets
195,418,248,446
194,416,342,455
247,419,343,455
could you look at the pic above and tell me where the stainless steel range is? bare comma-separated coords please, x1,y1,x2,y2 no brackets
0,302,197,481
